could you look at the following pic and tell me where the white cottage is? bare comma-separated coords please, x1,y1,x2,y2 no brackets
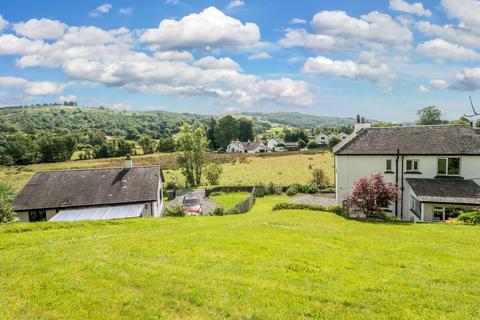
334,124,480,222
314,133,329,145
13,157,164,222
226,141,268,153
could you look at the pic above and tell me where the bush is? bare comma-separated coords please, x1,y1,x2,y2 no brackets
212,207,226,216
205,163,223,185
164,205,186,217
266,182,282,195
306,184,320,194
311,168,329,188
458,211,480,225
307,141,319,149
256,183,267,197
0,199,15,223
272,202,332,212
286,185,298,196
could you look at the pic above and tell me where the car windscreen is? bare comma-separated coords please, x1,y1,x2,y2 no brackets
184,198,200,206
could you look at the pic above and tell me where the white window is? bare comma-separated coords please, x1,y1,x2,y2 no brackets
406,160,419,172
410,196,421,214
437,157,460,175
386,159,393,172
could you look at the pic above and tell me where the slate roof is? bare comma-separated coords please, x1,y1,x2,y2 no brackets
407,178,480,205
334,125,480,155
13,166,162,211
242,141,266,151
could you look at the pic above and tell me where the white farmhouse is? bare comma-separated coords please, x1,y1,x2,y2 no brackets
334,124,480,222
314,133,329,145
12,157,164,222
226,141,268,153
338,132,349,139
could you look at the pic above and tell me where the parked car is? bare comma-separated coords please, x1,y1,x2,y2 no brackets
182,194,202,215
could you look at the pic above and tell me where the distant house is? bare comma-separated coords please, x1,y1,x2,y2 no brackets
334,124,480,222
338,132,349,140
266,138,285,152
12,157,164,222
226,141,268,153
314,133,329,145
284,142,300,151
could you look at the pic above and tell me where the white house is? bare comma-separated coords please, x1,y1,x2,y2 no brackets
334,124,480,222
226,141,268,153
315,133,329,145
12,157,164,222
266,138,285,152
338,132,349,139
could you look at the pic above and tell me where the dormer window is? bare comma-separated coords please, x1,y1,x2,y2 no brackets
406,160,419,172
438,157,460,175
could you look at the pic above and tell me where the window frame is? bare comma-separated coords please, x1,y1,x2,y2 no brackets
385,159,393,172
405,159,419,172
437,157,461,176
410,195,421,215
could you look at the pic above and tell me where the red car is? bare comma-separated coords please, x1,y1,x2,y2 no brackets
182,194,203,215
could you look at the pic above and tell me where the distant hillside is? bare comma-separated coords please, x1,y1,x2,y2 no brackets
0,105,212,139
241,112,356,128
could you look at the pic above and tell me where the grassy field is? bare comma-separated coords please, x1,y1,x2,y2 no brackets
1,196,479,319
209,192,250,209
0,151,333,191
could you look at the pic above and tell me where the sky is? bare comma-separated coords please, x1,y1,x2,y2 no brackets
1,0,480,121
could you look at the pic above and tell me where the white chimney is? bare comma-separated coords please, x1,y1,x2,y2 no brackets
354,123,371,133
125,154,133,168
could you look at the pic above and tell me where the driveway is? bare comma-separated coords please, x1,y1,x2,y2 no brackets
163,189,220,215
289,193,336,206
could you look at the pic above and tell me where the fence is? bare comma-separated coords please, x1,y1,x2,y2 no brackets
233,187,256,214
205,186,255,197
205,186,257,215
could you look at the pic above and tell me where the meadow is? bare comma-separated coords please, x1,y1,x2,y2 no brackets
0,151,334,191
1,196,479,319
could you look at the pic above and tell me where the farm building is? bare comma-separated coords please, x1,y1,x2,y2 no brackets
12,157,164,222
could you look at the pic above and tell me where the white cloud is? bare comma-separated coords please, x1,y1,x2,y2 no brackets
417,38,480,61
58,94,77,103
279,29,344,52
311,10,413,49
14,18,67,40
140,7,260,51
193,56,241,70
417,85,430,93
248,52,271,60
0,15,6,31
416,21,480,49
0,34,45,55
451,67,480,91
302,55,394,85
291,18,307,24
227,0,244,9
0,75,65,95
441,0,480,28
89,4,112,17
119,7,133,15
165,0,180,4
389,0,432,17
153,50,193,61
430,79,448,90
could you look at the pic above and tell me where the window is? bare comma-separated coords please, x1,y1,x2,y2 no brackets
29,210,46,222
437,157,460,175
385,159,392,172
406,159,419,172
410,196,421,215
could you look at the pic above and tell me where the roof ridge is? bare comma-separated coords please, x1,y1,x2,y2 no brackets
35,165,161,174
333,127,368,154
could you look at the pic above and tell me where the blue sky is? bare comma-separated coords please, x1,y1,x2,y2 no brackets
1,0,480,121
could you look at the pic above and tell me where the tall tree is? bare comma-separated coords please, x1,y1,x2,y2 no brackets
214,115,239,148
138,135,156,154
206,117,218,149
177,124,208,186
238,117,254,141
417,106,445,125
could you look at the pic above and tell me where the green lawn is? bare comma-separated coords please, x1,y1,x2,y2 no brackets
1,196,479,319
209,192,250,209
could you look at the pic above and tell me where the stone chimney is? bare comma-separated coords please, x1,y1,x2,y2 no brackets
125,154,133,168
354,122,371,133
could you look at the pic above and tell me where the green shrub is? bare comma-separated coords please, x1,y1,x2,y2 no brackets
164,205,186,217
458,211,480,225
329,204,344,216
286,186,298,196
256,183,266,197
306,184,320,194
205,163,223,185
273,202,327,211
0,199,16,223
213,207,226,216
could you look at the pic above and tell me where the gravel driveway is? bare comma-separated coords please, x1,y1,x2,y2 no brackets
163,189,220,215
289,193,336,206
